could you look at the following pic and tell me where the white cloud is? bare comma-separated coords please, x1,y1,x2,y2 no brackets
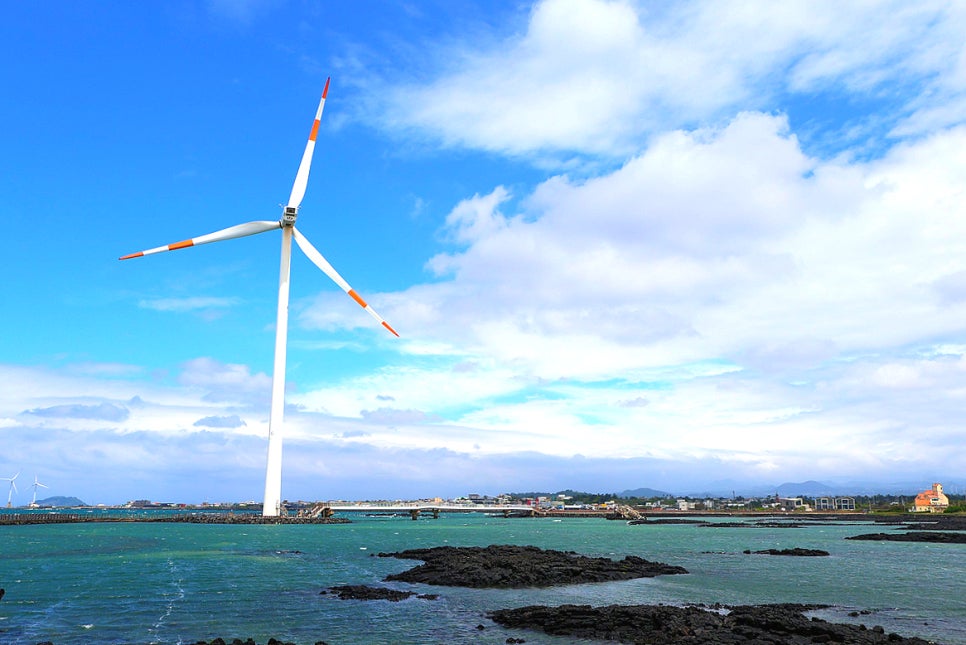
24,402,130,422
177,357,272,404
371,0,966,158
290,110,966,481
439,186,512,245
194,414,247,428
138,296,241,312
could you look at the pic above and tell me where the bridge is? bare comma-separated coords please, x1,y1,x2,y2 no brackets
302,503,538,520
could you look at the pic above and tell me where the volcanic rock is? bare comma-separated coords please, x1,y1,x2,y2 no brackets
846,531,966,543
322,585,416,601
743,548,830,556
489,603,934,644
378,544,687,588
627,518,705,525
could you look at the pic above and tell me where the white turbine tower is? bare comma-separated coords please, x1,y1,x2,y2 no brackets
31,475,49,507
3,472,19,508
120,79,399,517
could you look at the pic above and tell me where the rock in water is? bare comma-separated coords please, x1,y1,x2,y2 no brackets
378,544,687,588
323,585,416,602
489,603,935,644
846,531,966,543
743,548,830,556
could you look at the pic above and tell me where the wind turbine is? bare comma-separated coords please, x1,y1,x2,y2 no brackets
3,472,18,508
120,78,399,517
30,475,49,507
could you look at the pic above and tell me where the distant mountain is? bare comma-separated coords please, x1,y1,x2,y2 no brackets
681,479,750,498
774,481,837,497
620,487,671,498
35,496,87,507
578,478,966,500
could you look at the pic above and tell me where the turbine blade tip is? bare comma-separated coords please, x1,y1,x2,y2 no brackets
119,252,143,261
383,321,400,337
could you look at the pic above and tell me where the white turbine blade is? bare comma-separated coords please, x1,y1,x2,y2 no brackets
288,78,330,209
120,220,281,260
292,228,399,337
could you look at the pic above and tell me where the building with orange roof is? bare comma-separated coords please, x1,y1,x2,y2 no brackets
912,483,949,513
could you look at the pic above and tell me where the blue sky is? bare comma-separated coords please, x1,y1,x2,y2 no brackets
3,0,966,505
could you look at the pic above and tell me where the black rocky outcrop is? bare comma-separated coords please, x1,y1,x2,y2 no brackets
872,514,966,531
743,548,830,556
190,639,327,645
321,585,417,602
846,531,966,543
627,518,705,525
489,603,934,644
378,544,687,588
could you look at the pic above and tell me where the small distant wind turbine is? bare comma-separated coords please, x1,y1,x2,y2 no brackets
3,472,19,508
120,78,399,517
30,475,48,507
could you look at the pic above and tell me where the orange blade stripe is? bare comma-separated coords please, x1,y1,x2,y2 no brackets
382,321,399,337
348,289,368,308
309,119,320,142
170,240,194,251
119,252,143,260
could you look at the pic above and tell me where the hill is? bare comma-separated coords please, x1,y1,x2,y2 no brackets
619,487,672,499
35,496,87,507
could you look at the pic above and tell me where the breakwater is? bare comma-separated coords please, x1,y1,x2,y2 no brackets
0,512,348,525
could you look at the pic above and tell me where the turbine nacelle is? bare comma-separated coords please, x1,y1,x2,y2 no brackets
281,205,298,227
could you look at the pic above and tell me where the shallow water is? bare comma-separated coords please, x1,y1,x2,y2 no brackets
0,512,963,644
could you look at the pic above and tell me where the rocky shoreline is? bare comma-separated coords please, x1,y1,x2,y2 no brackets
0,513,349,525
871,515,966,530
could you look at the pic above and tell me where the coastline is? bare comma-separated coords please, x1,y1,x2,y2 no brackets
3,506,963,525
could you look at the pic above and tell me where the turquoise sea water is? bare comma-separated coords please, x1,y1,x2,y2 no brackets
0,512,963,644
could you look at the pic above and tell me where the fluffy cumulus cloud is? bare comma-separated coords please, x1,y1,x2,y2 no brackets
377,0,966,158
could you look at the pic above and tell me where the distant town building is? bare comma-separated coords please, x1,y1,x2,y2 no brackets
912,483,949,513
836,497,856,511
814,496,856,511
778,497,811,511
